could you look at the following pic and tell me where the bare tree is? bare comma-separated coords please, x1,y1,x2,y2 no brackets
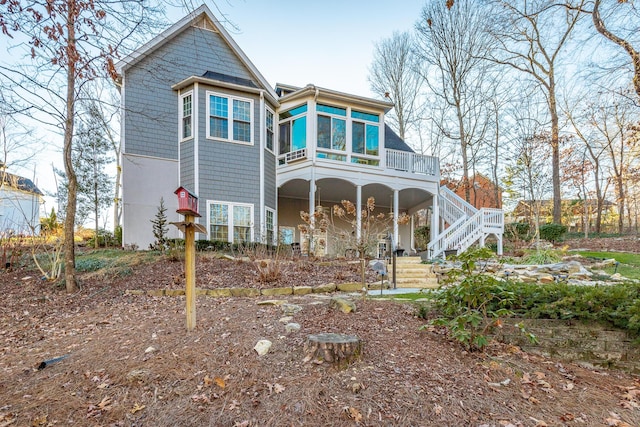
368,31,424,140
0,1,162,292
591,0,640,101
415,0,496,203
488,0,585,224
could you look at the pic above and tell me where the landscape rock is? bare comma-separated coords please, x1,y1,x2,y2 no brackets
312,283,337,293
261,287,293,297
329,296,356,313
281,303,303,315
254,339,272,356
285,323,301,333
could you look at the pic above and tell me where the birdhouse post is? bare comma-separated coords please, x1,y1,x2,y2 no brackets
172,186,205,331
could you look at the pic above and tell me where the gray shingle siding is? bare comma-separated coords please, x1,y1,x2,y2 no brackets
179,140,195,190
124,25,255,160
264,150,276,209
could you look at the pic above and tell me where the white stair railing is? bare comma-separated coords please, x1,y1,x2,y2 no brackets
428,187,504,259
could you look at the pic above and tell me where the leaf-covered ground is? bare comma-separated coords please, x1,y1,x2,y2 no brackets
1,241,640,426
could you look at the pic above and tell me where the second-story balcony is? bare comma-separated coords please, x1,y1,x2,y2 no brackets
277,147,439,181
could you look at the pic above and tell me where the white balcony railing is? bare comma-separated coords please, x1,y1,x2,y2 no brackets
386,149,438,176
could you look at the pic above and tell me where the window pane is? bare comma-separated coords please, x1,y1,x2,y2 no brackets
351,157,380,166
366,124,379,155
233,99,251,122
279,103,307,120
266,110,274,151
317,152,346,161
211,96,228,118
292,116,306,151
210,204,228,241
183,117,191,139
210,117,228,139
317,104,346,116
234,205,251,226
279,122,290,154
332,118,346,151
352,110,379,122
233,121,251,142
280,228,294,245
317,115,331,149
352,122,364,154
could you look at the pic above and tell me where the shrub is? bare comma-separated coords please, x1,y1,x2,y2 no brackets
504,222,532,242
539,223,567,242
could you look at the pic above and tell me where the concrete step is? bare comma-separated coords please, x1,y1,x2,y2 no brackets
394,256,424,265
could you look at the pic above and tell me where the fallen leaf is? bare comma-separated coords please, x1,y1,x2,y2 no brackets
31,415,47,426
562,382,574,391
97,396,112,411
273,383,285,394
434,404,443,415
97,382,109,389
214,377,226,389
344,407,362,422
560,413,574,421
130,403,145,414
203,375,213,387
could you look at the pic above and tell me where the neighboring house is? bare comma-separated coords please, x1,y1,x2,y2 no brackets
443,173,502,210
0,171,44,235
512,199,616,230
115,5,504,258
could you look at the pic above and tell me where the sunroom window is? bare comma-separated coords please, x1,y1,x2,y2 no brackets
278,103,307,162
207,91,253,144
351,109,380,165
317,104,346,153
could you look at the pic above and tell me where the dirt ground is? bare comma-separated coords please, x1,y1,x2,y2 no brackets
1,240,640,426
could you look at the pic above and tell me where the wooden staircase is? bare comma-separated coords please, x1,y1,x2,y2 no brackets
388,256,439,289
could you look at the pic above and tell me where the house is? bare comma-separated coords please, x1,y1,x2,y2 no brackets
0,170,44,235
443,173,502,210
115,5,504,258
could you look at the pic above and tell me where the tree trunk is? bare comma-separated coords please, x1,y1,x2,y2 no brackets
303,333,362,366
549,75,562,224
63,4,78,293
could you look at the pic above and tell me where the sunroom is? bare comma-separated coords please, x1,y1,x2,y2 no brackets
273,84,441,257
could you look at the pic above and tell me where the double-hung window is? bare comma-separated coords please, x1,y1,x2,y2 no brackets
180,92,193,140
266,108,274,152
265,208,275,245
207,91,253,144
208,201,254,243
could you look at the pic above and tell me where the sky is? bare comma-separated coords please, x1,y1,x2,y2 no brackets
184,0,425,97
5,0,426,224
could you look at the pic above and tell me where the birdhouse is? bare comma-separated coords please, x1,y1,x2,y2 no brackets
174,186,200,216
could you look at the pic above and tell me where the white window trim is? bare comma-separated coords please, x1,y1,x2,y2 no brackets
207,200,255,243
265,106,275,154
179,91,193,142
206,90,254,146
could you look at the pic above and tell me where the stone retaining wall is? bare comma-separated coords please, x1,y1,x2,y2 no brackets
497,319,640,373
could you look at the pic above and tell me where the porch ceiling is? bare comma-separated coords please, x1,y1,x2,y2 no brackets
279,178,433,211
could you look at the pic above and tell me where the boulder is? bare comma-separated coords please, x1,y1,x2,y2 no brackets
329,296,356,314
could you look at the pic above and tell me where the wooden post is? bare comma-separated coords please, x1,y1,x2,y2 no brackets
184,214,196,330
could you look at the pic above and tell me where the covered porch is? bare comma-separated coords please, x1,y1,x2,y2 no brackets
276,175,439,257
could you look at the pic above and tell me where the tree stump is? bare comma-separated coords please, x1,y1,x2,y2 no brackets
303,333,362,366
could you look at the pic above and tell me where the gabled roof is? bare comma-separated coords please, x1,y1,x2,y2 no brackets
1,171,43,196
384,124,414,152
115,4,278,101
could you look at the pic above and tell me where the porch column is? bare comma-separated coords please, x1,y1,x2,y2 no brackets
410,215,416,253
309,174,316,254
393,189,399,251
356,185,362,241
431,191,440,244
